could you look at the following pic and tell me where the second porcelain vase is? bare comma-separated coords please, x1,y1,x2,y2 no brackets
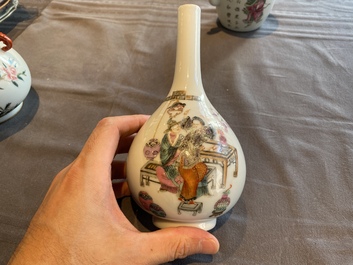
126,4,246,231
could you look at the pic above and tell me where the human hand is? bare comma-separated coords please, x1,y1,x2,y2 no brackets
9,115,219,265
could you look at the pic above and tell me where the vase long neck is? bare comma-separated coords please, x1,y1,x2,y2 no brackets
170,5,203,96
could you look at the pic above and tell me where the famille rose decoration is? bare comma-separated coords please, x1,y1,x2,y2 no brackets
209,0,276,32
0,32,31,123
126,4,246,230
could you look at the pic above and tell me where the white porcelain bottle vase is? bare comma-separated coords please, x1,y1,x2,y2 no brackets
126,4,246,231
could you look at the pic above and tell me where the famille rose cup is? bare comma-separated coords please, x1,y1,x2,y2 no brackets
209,0,276,32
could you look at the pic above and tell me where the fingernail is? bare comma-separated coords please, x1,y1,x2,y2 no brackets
199,237,220,254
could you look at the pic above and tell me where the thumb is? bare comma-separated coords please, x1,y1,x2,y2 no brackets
143,227,220,264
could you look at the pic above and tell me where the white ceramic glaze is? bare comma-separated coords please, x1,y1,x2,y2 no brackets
209,0,275,32
0,32,31,123
126,4,246,231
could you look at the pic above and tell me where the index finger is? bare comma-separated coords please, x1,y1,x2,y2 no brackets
78,115,149,177
114,115,150,139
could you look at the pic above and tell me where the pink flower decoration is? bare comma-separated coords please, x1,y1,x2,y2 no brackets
2,65,17,81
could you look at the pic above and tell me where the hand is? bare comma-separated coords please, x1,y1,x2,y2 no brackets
9,115,219,265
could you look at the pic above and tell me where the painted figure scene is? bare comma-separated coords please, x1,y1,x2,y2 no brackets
139,92,238,217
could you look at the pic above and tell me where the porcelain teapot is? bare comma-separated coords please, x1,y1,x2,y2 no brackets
0,32,31,123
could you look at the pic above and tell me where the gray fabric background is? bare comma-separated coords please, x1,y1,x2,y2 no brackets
1,0,353,264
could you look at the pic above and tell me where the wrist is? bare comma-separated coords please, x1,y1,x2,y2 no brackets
9,223,70,264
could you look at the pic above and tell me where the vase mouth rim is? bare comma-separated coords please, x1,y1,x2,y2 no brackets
172,3,203,94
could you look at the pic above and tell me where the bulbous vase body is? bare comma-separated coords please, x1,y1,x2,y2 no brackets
126,4,246,231
0,33,31,123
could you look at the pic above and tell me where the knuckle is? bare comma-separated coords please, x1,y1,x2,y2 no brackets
171,238,191,260
97,117,114,128
96,117,120,137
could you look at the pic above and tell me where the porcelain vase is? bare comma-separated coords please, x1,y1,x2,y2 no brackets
126,4,246,231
